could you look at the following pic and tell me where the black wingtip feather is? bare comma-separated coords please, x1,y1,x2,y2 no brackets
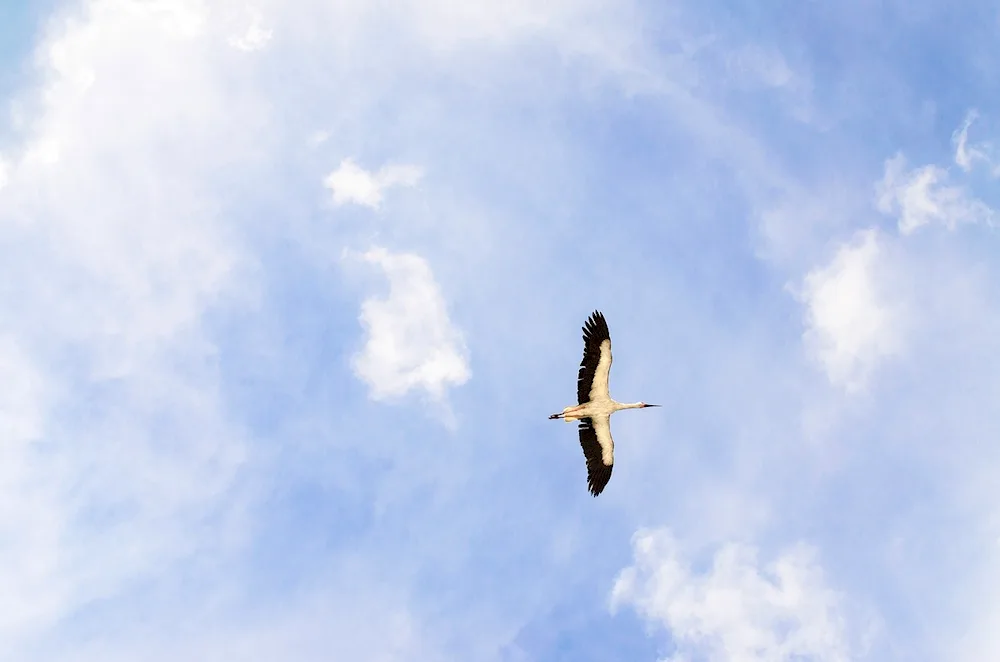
578,417,613,497
582,311,610,344
576,311,611,405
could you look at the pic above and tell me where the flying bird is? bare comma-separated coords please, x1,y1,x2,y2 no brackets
549,310,659,496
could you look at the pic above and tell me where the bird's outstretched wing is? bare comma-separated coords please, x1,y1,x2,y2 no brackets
577,310,612,405
578,415,614,496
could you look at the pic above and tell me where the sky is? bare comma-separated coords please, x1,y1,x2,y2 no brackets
2,0,1000,660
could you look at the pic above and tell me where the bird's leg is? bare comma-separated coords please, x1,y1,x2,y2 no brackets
549,404,585,421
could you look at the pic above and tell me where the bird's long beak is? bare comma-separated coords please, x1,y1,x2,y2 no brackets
643,404,660,408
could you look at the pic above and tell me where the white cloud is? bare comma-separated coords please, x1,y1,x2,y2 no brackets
795,230,903,393
352,247,470,405
876,153,995,235
611,529,859,662
324,158,423,209
228,9,272,52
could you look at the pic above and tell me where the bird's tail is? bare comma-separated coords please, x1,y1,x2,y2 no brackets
548,412,563,420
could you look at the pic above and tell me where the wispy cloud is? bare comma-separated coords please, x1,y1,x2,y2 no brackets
228,9,273,52
876,153,995,235
0,0,259,646
952,110,990,172
324,158,424,209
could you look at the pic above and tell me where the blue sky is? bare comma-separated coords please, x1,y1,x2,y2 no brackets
2,0,1000,660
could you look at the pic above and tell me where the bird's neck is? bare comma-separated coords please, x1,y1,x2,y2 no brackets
615,401,644,411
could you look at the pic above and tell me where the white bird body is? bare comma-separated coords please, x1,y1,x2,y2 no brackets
550,311,659,496
557,399,647,423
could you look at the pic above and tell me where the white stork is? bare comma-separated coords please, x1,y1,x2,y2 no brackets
549,310,659,496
